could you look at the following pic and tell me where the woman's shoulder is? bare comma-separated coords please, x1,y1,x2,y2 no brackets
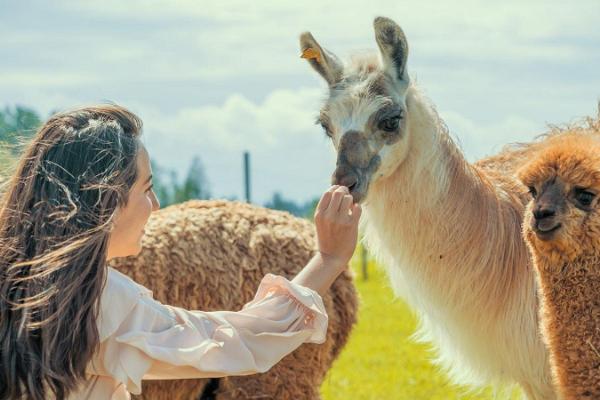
105,267,153,299
97,267,154,341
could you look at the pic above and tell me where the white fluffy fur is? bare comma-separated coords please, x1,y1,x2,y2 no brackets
361,85,555,399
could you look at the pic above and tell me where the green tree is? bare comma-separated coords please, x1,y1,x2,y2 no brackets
265,192,302,216
0,105,42,182
172,156,210,204
264,192,319,219
0,105,41,147
151,156,211,207
150,160,174,207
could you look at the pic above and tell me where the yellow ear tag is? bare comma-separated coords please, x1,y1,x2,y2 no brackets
301,47,322,63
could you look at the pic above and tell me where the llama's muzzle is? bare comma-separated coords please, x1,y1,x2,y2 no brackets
332,165,364,203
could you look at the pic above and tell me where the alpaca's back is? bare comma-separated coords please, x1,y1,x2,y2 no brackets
476,114,600,189
475,120,600,207
111,200,358,400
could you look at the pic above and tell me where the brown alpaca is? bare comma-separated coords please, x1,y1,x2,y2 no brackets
110,200,358,400
518,132,600,399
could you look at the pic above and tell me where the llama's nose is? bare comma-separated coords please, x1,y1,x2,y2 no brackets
533,206,556,221
338,174,358,191
332,166,359,192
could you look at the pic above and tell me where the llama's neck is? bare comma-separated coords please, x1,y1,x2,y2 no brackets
533,252,600,399
363,86,530,319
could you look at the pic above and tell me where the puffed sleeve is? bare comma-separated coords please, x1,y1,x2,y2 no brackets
89,268,328,395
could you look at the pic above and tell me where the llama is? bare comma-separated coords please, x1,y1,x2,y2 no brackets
519,131,600,399
110,200,358,400
300,16,557,399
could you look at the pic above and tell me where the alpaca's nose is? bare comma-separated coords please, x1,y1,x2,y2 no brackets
533,206,556,220
532,204,561,236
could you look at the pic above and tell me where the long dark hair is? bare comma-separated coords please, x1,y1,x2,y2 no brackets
0,105,142,399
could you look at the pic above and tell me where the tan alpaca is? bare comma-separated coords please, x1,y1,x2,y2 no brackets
111,200,358,400
300,16,599,399
518,133,600,400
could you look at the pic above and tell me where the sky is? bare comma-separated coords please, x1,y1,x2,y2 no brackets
1,0,599,204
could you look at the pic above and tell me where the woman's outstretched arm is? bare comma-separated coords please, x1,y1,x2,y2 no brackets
76,186,360,398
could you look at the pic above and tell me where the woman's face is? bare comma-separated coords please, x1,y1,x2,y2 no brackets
107,145,160,260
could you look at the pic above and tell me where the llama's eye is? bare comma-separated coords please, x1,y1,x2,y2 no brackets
318,120,333,137
379,116,401,132
575,189,595,206
528,186,537,198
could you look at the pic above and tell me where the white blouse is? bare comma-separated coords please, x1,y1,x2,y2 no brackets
69,267,328,399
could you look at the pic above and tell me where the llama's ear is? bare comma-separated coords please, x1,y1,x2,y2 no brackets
373,17,409,82
299,32,344,86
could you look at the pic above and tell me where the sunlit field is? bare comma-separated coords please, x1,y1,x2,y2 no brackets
320,250,522,400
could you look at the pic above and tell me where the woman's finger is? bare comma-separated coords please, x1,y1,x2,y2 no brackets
351,203,362,222
327,186,348,213
316,185,339,212
339,194,354,215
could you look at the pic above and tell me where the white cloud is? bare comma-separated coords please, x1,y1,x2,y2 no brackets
0,72,97,87
146,87,323,151
441,110,542,162
136,87,336,203
4,0,597,85
1,0,598,204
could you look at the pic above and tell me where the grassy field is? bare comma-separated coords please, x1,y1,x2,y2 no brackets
320,253,522,400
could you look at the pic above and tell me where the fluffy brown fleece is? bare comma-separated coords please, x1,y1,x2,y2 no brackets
519,131,600,399
109,200,358,400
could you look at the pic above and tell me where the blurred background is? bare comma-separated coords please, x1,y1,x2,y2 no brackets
1,1,599,398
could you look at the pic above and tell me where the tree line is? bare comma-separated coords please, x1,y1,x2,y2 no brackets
0,105,317,218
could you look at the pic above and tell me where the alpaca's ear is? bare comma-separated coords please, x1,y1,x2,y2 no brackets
373,17,409,82
299,32,344,86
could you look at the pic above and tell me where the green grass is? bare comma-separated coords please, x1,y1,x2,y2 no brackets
320,254,522,400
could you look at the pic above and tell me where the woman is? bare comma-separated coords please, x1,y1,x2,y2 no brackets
0,105,361,399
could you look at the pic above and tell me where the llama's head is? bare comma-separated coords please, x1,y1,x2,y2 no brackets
518,133,600,263
300,17,410,203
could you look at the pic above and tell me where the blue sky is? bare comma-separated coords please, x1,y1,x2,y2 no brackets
1,0,599,203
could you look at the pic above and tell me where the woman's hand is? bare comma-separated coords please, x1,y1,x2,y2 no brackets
292,186,361,296
314,185,362,270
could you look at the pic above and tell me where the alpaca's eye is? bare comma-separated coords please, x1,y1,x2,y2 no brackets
528,186,537,198
575,189,595,206
379,116,401,132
